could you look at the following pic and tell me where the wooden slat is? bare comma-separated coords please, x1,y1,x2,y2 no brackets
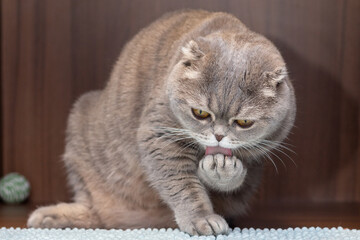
339,0,360,202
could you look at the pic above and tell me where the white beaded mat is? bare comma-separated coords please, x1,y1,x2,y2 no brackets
1,227,359,240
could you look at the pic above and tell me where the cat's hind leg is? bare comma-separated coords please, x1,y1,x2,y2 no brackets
27,202,101,228
27,165,102,228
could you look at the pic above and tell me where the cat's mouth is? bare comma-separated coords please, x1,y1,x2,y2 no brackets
205,146,232,156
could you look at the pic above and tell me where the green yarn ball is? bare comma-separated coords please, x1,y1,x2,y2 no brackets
0,173,30,204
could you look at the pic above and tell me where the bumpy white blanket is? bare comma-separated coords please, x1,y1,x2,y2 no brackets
1,227,359,240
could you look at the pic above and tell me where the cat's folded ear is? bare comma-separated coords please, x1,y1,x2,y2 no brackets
181,40,204,63
264,66,288,87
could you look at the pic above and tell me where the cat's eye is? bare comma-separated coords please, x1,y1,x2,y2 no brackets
236,119,254,128
192,108,210,120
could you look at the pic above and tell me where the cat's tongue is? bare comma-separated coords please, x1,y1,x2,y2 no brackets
205,146,232,156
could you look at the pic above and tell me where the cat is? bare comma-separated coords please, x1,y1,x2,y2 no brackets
27,9,296,235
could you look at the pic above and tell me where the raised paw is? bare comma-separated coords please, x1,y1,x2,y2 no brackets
179,213,229,236
197,154,247,192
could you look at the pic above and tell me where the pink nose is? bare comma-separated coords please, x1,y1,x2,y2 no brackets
215,134,224,142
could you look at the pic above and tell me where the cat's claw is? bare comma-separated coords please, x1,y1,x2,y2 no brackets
198,154,247,192
179,213,229,236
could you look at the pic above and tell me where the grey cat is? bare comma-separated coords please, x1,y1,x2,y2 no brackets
27,9,296,236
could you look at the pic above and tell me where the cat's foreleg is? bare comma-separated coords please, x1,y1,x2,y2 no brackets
138,130,229,236
197,154,247,192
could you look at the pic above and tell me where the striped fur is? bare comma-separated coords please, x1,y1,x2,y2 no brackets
27,10,295,236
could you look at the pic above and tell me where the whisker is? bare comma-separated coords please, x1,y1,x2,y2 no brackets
257,141,297,168
270,146,297,168
261,139,296,153
157,136,195,152
239,145,260,162
167,140,198,160
257,144,286,169
253,145,278,174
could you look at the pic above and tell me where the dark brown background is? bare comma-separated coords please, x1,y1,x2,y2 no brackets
1,0,359,209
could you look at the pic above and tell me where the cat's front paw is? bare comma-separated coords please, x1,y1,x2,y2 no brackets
197,154,247,191
178,213,229,236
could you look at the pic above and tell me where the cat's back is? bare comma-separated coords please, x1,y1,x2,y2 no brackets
67,90,102,140
140,9,247,45
109,9,248,88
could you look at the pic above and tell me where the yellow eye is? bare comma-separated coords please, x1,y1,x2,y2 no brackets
192,108,210,119
236,119,254,128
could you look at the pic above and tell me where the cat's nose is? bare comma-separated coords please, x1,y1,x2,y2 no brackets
215,134,224,142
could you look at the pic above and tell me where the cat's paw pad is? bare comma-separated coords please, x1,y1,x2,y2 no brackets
215,154,243,178
180,214,229,236
198,155,218,180
198,154,247,191
199,154,243,180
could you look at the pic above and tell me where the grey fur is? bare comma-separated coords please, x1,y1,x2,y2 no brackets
27,9,296,236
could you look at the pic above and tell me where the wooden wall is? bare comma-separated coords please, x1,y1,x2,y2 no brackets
1,0,359,205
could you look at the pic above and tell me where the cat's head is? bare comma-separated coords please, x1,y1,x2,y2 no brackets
166,32,296,158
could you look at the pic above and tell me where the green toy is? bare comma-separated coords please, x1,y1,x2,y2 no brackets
0,172,30,204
